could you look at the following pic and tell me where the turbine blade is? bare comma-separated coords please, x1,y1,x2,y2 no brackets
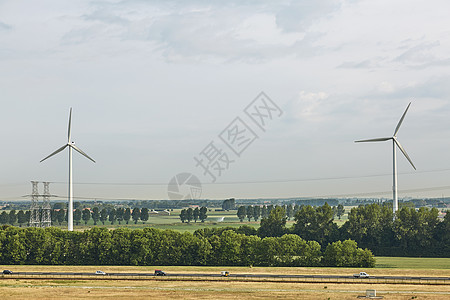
68,108,72,142
70,144,96,163
394,139,416,170
355,137,392,143
393,102,411,136
40,144,68,162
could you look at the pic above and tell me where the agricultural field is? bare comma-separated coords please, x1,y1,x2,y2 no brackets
63,209,268,232
1,258,450,299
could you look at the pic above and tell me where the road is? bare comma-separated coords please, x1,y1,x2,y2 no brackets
2,271,450,284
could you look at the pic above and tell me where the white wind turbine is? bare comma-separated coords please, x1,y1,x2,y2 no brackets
355,102,416,215
40,108,95,231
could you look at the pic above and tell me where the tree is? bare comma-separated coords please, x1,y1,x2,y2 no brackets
236,225,258,236
199,207,208,222
267,205,274,216
57,209,65,225
435,210,450,257
336,204,345,220
261,205,268,219
393,206,440,256
246,205,253,222
286,204,294,220
193,207,200,223
74,208,82,225
237,206,246,222
1,211,9,224
91,207,100,225
140,208,149,224
100,208,108,225
340,203,394,255
322,239,375,267
8,210,17,225
186,208,194,223
51,209,57,224
17,210,27,227
124,208,131,224
258,206,287,238
292,203,339,247
253,206,261,222
116,208,124,224
222,198,235,211
132,208,140,224
180,209,187,223
82,208,91,225
25,211,31,225
109,208,116,225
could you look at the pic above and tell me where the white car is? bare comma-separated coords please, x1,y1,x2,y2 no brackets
95,270,106,275
353,272,370,278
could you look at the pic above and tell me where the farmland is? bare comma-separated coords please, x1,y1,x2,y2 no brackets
1,258,450,299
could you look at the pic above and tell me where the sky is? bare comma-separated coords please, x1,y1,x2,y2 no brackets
1,0,450,202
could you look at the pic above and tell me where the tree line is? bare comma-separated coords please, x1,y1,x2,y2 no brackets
179,207,208,223
238,203,449,257
0,225,374,267
0,207,153,227
237,203,345,222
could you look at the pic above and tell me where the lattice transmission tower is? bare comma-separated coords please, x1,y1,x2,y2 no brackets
29,181,41,227
41,182,52,228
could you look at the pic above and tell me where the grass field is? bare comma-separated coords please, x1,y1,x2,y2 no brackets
376,257,450,270
1,260,450,300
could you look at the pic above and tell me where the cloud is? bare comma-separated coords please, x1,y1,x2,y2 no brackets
392,40,450,69
274,0,341,32
0,21,11,31
53,1,339,63
337,59,378,69
370,77,450,101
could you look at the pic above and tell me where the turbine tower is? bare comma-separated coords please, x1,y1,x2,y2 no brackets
40,108,95,231
355,102,416,215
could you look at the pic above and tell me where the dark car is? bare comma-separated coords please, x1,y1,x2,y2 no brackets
154,269,166,276
2,270,13,275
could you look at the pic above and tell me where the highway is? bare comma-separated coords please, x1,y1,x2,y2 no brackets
2,272,450,284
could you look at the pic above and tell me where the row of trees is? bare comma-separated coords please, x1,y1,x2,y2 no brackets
179,207,208,223
76,207,150,225
0,207,153,227
0,210,29,227
236,204,345,222
0,225,374,267
251,204,449,257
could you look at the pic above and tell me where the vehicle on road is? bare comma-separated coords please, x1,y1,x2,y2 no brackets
353,272,370,278
154,270,166,276
221,271,230,277
2,270,13,275
95,270,106,275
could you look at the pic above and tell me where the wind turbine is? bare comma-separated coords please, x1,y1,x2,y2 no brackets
40,108,95,231
355,102,416,215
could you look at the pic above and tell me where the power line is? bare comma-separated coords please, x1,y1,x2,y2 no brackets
33,167,450,186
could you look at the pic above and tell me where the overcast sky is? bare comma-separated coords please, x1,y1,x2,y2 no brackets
1,0,450,202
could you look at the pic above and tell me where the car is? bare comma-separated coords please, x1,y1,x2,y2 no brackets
221,271,230,277
154,269,166,276
2,270,13,275
95,270,106,275
353,272,370,278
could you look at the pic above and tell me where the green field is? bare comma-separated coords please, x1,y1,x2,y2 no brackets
55,209,301,232
375,256,450,269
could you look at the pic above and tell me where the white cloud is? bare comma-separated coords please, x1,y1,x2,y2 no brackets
293,91,330,121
